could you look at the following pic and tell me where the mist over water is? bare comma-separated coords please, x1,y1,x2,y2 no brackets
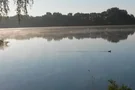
0,26,135,90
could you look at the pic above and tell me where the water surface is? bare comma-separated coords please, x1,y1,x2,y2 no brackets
0,26,135,90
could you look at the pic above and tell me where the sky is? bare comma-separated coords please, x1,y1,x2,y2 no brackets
9,0,135,16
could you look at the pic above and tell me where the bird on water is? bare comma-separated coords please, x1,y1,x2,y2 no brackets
108,50,111,53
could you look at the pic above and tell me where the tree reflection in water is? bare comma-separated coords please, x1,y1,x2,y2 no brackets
0,26,135,43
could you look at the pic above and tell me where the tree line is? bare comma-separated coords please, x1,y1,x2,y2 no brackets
0,7,135,28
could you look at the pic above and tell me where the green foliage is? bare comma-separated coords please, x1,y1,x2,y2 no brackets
0,0,33,22
0,7,135,26
0,0,9,16
0,0,33,16
108,80,132,90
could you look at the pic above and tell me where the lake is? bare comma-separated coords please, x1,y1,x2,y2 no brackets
0,26,135,90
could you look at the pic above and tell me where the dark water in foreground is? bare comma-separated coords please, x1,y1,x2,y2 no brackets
0,26,135,90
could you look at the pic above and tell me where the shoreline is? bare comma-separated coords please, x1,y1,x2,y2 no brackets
0,24,135,29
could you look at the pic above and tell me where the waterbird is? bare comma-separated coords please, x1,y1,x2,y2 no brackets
108,50,111,53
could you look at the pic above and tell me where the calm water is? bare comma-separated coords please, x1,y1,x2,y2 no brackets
0,26,135,90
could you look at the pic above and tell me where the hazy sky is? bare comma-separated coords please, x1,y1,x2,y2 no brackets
9,0,135,16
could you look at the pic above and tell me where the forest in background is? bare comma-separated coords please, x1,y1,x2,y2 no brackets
0,7,135,28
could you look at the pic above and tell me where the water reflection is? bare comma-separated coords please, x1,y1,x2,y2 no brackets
1,27,135,90
87,30,134,43
0,40,9,50
0,26,135,43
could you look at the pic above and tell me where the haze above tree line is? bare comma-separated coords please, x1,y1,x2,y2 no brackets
0,7,135,28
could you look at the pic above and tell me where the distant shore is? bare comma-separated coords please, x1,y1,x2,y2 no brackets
0,7,135,28
0,24,135,29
